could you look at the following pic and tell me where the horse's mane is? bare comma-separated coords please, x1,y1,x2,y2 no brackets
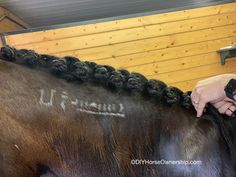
0,45,193,110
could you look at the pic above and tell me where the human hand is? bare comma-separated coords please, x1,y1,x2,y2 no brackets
191,74,236,117
211,99,236,117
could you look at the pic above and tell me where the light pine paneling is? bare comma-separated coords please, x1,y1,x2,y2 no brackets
4,3,236,91
5,2,236,45
11,13,236,54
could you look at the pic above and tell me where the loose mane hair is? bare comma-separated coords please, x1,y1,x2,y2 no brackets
0,45,193,110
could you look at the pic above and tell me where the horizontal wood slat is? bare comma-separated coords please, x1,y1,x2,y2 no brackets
111,52,219,75
171,70,236,91
149,60,236,84
0,19,23,33
55,36,236,67
12,12,236,54
50,24,236,63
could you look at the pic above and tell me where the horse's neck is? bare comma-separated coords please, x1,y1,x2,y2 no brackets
0,61,164,176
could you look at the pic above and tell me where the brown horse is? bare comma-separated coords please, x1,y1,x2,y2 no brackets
0,46,235,177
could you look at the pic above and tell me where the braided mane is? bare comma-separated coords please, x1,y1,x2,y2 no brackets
0,45,193,109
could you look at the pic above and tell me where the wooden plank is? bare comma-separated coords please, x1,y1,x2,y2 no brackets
93,52,219,71
0,19,24,33
123,52,219,75
93,53,236,91
51,36,236,68
172,78,205,91
51,23,236,61
172,72,236,91
148,59,236,84
97,56,236,92
12,12,236,53
5,2,236,46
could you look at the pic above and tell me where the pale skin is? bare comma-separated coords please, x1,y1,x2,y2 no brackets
191,74,236,117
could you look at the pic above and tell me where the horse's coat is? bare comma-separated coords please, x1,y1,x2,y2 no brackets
39,88,126,117
0,46,236,177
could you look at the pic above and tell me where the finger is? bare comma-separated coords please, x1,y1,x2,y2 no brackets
212,101,225,109
224,97,235,103
229,105,236,112
197,101,206,117
190,89,197,102
226,105,236,117
191,89,200,105
229,105,236,118
218,102,233,114
191,94,200,112
225,109,233,116
192,102,198,112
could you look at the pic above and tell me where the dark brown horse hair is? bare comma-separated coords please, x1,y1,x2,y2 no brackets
2,45,236,176
0,45,193,110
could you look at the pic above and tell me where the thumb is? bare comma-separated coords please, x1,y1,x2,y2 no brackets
224,97,235,103
197,101,206,117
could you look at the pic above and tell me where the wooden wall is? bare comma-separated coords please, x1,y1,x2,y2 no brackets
0,7,29,34
3,3,236,91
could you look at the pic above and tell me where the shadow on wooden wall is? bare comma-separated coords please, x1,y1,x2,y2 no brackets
0,7,29,34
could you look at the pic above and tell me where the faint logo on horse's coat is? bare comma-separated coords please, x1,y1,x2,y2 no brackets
39,89,125,118
39,89,56,107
